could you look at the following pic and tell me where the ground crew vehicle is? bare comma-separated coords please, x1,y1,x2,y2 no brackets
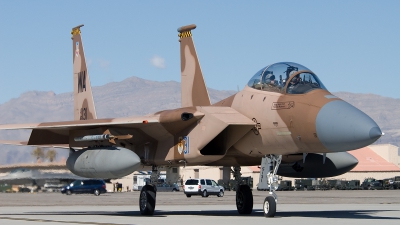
382,178,394,189
277,180,293,191
361,178,383,190
294,179,314,190
393,176,400,189
344,180,361,190
326,179,346,190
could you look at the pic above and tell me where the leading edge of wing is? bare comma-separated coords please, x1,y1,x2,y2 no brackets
0,115,161,130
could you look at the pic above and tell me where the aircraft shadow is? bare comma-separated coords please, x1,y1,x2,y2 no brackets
2,209,399,220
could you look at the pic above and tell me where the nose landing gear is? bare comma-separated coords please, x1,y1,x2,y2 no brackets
259,155,282,217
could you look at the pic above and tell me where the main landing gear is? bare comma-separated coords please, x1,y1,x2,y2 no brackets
139,165,159,215
258,155,282,217
138,157,282,218
233,166,253,214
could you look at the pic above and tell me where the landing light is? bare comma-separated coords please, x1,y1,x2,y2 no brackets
271,182,279,191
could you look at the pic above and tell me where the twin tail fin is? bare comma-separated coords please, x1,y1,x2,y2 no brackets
178,24,211,107
71,25,97,120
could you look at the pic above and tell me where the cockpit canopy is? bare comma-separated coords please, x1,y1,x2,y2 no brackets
247,62,327,94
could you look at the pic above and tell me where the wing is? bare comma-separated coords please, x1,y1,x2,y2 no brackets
0,106,254,153
0,107,205,147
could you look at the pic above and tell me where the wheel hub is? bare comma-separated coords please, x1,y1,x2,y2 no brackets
264,201,269,212
140,192,147,210
236,192,244,209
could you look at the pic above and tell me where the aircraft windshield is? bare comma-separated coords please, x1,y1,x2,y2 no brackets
247,62,327,94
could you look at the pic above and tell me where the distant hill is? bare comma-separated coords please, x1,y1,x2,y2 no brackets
0,77,398,164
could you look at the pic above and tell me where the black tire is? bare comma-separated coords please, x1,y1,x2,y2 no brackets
186,194,191,198
236,185,253,214
263,196,276,217
94,189,100,196
139,185,156,215
172,189,177,192
66,190,72,195
202,190,208,197
217,190,224,197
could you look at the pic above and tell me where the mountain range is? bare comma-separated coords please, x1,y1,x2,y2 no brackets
0,76,398,164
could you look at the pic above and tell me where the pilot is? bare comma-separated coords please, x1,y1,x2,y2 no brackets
263,74,283,93
287,75,301,94
264,74,276,86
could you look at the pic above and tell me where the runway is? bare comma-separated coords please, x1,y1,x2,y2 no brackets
0,191,399,225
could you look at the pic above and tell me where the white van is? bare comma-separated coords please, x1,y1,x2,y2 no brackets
184,178,224,197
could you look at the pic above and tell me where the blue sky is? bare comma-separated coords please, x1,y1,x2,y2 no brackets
0,1,399,104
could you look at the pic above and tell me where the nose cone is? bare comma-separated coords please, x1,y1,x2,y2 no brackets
316,100,382,152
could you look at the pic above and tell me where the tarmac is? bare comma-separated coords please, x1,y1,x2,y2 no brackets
0,190,399,225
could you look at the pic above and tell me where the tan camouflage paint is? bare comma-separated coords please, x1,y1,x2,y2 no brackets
214,73,344,158
71,25,97,121
178,24,211,107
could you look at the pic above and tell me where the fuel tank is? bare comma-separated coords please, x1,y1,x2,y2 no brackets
277,152,358,178
66,147,141,179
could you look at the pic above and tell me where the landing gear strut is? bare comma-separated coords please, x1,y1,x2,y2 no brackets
139,165,159,215
259,155,282,217
233,166,253,214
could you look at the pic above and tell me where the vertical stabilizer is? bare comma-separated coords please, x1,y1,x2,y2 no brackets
71,25,97,120
178,24,211,107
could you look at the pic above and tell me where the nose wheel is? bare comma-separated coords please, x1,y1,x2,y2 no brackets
263,195,277,217
259,155,282,218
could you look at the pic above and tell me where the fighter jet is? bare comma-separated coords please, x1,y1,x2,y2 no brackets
0,24,382,218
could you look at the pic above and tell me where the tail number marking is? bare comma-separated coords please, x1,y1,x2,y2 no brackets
77,71,86,93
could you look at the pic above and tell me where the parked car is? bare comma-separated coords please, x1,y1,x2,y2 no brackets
184,178,224,197
61,179,106,196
